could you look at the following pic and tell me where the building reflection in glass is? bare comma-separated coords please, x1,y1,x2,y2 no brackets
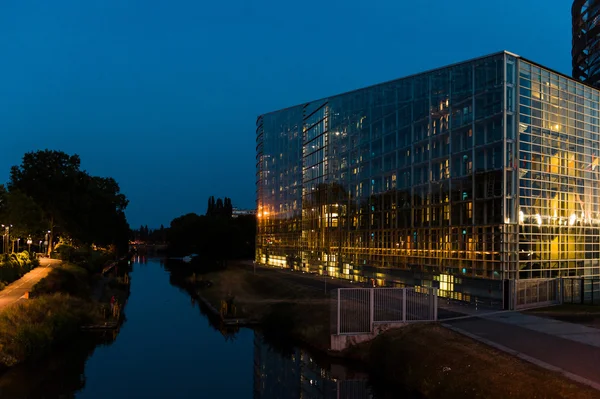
253,332,372,399
256,51,600,303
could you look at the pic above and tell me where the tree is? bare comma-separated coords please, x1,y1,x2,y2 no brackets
8,150,130,254
9,150,81,253
0,189,45,238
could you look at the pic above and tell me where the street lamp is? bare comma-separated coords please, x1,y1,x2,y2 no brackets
27,237,32,253
1,224,11,255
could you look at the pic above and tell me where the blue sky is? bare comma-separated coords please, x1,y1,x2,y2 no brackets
0,0,571,228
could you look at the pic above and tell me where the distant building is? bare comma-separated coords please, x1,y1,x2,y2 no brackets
256,50,600,306
573,0,600,87
232,207,256,218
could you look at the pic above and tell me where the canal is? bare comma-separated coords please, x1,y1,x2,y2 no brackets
0,257,406,399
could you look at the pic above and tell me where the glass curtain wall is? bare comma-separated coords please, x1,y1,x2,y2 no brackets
517,59,600,280
257,52,510,300
256,107,304,269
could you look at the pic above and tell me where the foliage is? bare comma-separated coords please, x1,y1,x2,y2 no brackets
0,294,97,368
0,251,39,289
53,244,76,262
7,150,130,253
166,210,256,259
0,187,45,238
132,224,167,243
31,263,91,298
206,196,233,218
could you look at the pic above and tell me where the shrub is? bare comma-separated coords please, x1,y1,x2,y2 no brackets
0,251,40,287
32,264,90,298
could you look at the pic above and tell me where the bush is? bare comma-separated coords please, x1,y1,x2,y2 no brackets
0,251,38,287
0,294,96,367
32,263,91,298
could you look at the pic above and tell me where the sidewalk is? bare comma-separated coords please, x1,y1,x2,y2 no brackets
0,258,61,311
444,312,600,391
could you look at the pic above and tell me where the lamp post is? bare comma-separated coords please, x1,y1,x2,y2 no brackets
44,230,50,255
2,224,11,255
27,237,32,253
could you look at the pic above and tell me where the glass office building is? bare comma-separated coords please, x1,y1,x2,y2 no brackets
572,0,600,88
256,51,600,303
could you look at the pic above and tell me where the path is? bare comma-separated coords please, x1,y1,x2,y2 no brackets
0,258,61,311
445,312,600,391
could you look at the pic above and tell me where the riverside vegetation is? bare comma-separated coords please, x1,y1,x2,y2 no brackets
170,262,599,399
0,149,132,375
0,246,131,374
0,251,39,291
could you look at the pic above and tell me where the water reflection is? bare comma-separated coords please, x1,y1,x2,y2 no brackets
253,332,374,399
0,332,117,399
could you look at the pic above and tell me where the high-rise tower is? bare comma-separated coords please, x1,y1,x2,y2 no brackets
573,0,600,87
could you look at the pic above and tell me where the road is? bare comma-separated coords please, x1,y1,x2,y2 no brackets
445,315,600,390
0,258,61,311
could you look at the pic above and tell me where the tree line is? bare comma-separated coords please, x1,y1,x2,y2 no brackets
164,196,255,260
0,150,130,255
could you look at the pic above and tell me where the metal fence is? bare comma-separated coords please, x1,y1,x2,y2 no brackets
331,287,438,335
562,277,600,305
514,278,561,310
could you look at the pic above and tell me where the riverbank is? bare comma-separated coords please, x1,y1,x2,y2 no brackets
183,262,332,350
185,262,599,398
0,251,132,374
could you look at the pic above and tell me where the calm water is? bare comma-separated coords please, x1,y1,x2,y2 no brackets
0,257,399,399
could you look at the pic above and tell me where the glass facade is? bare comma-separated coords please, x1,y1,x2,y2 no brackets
518,57,600,280
256,51,600,302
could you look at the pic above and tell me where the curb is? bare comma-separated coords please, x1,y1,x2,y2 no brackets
442,323,600,392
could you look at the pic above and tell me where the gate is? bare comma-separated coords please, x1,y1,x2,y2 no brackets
513,278,561,310
331,287,438,335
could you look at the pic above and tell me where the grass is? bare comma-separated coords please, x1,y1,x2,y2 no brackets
526,304,600,328
0,294,98,370
345,323,599,399
190,263,332,349
31,263,92,298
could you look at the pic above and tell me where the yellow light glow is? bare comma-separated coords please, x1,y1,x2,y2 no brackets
519,210,524,224
569,213,577,226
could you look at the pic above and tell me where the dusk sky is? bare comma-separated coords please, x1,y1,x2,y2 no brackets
0,0,571,228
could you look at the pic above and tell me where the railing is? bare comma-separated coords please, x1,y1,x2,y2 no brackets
331,287,438,335
513,277,600,309
514,278,560,310
562,277,600,305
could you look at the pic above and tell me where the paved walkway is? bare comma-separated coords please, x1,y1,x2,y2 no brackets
445,312,600,390
0,258,61,311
